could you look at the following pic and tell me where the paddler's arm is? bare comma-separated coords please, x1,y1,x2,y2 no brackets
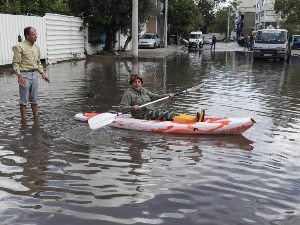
146,89,174,101
120,92,134,113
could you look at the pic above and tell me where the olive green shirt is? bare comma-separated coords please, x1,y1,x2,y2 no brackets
12,40,44,75
120,87,165,118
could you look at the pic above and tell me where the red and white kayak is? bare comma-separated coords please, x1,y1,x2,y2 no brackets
74,113,255,135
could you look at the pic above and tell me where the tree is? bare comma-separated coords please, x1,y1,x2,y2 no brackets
168,0,204,39
68,0,155,51
0,0,71,16
196,0,215,34
0,0,21,14
274,0,300,34
208,7,235,38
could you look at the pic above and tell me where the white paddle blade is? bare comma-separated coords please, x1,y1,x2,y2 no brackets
88,113,117,129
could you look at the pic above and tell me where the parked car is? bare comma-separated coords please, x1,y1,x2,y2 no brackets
203,35,213,45
291,35,300,49
138,33,161,49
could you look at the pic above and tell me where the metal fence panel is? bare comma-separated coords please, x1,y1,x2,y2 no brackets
45,13,85,64
0,13,46,66
0,13,86,66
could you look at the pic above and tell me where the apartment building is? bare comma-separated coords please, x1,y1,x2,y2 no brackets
235,0,256,40
255,0,282,29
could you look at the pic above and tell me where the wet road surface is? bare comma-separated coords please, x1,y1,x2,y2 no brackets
1,48,300,224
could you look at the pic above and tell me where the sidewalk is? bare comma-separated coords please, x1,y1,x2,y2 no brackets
93,42,248,61
92,45,185,60
202,41,248,52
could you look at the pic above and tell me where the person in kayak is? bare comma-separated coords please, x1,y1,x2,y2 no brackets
120,74,204,122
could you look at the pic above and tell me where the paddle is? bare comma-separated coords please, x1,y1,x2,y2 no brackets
88,82,206,130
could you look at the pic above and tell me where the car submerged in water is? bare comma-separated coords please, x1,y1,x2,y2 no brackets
138,33,161,49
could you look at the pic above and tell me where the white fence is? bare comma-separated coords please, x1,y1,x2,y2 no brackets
0,13,132,67
45,13,85,64
0,13,86,66
0,13,46,66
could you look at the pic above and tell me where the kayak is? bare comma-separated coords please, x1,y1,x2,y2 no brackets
74,113,255,135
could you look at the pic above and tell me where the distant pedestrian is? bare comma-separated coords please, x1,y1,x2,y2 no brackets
211,35,216,50
244,35,250,51
249,34,254,50
12,26,50,121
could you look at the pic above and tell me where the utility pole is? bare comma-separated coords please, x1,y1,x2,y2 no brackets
163,0,168,47
227,6,230,42
131,0,138,75
132,0,138,60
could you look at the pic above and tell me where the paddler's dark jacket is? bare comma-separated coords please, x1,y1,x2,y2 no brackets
120,87,165,118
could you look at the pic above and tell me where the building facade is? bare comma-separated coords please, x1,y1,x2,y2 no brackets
255,0,282,29
235,0,256,40
235,0,282,42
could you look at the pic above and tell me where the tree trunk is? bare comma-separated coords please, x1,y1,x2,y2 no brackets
122,35,132,51
104,31,114,51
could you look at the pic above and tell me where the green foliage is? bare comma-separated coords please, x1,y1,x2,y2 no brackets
196,0,215,33
0,0,21,14
86,90,95,98
208,6,235,36
68,0,155,51
0,0,71,16
274,0,300,34
168,0,204,38
168,0,236,37
0,0,241,48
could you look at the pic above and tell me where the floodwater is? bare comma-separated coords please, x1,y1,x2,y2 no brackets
1,49,300,225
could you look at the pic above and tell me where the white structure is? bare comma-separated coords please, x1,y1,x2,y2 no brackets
0,13,47,66
255,0,282,29
237,0,256,13
45,13,86,64
0,13,131,66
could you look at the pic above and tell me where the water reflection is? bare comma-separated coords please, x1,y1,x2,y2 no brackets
19,119,49,199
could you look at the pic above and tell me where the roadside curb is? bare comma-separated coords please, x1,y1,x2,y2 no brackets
90,45,185,61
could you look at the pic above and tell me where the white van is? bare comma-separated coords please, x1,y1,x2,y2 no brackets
188,31,203,49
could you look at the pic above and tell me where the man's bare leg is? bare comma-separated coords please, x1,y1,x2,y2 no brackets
31,104,38,118
20,105,27,120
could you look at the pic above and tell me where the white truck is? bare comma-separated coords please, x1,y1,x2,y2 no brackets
253,28,291,61
188,31,203,49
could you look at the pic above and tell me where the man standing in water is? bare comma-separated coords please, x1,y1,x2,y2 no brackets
12,26,50,120
211,35,217,50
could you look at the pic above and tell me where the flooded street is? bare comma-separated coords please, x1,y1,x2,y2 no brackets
1,49,300,225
